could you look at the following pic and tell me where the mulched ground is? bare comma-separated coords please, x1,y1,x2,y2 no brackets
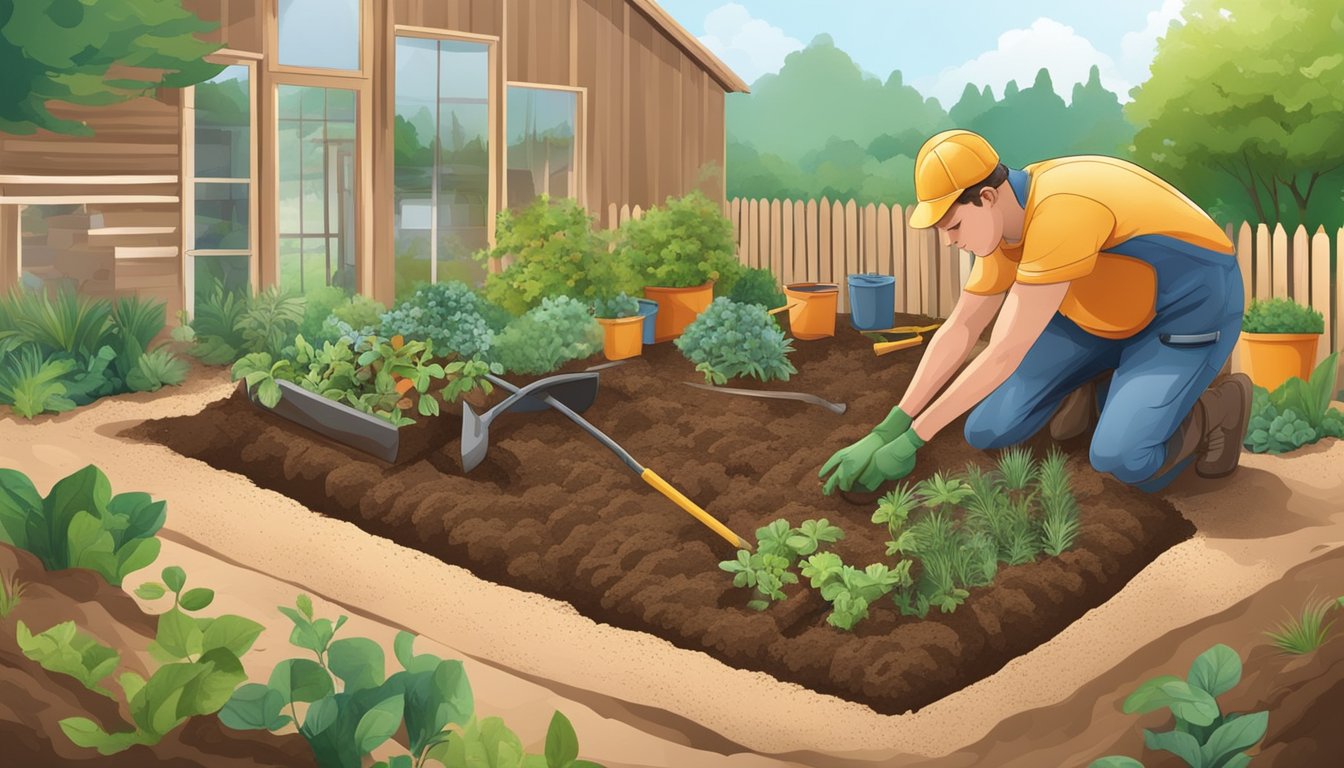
130,313,1195,715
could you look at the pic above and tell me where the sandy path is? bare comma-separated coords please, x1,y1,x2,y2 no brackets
2,370,1340,767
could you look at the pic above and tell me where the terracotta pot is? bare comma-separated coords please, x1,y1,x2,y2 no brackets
641,281,713,342
1238,332,1320,391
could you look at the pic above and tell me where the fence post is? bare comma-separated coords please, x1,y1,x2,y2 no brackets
1236,221,1252,304
1254,223,1271,303
892,205,907,314
830,200,846,311
1272,224,1289,298
1292,225,1310,301
1311,226,1332,363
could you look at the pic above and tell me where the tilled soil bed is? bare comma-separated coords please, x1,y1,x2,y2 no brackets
130,314,1194,715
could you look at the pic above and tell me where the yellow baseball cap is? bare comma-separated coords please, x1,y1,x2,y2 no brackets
909,130,1000,229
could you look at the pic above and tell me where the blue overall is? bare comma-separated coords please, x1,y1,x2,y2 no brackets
963,169,1244,492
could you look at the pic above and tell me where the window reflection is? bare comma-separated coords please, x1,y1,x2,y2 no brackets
507,87,579,209
278,0,360,71
278,85,357,295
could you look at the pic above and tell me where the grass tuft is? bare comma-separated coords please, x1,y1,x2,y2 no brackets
996,446,1039,492
0,570,26,620
1265,595,1336,655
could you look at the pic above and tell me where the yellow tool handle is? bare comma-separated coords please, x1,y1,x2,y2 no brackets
767,300,802,317
641,468,751,551
869,322,943,334
873,335,925,356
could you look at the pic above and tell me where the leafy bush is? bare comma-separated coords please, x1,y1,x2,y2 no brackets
380,281,502,362
297,285,352,343
1090,644,1268,768
722,266,786,309
477,196,629,315
1242,297,1324,334
1245,352,1344,453
0,465,164,587
328,294,387,337
187,281,251,364
27,566,260,755
222,595,604,768
675,298,796,385
614,191,738,289
237,286,306,358
0,344,78,417
593,292,640,319
492,296,602,375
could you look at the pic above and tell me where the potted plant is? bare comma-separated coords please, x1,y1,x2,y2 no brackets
593,293,644,361
615,191,739,342
1240,297,1325,391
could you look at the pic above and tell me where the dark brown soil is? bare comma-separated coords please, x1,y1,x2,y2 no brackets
0,545,312,766
129,314,1195,715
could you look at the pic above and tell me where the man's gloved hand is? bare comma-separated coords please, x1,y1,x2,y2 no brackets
819,406,911,495
854,428,926,492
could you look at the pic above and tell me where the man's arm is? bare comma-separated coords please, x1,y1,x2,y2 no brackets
910,280,1070,440
897,289,1006,418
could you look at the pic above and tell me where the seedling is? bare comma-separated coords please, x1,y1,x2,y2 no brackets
916,472,974,513
1040,492,1081,556
0,570,24,619
1264,594,1336,655
873,484,919,556
813,560,912,630
1037,447,1072,499
996,446,1039,493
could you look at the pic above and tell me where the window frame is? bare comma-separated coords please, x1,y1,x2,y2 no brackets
504,81,587,209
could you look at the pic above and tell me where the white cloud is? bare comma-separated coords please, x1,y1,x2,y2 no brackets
697,3,804,86
921,17,1131,107
1119,0,1185,88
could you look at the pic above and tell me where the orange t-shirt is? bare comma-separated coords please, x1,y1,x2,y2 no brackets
963,156,1235,339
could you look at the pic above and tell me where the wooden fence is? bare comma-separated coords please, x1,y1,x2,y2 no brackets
607,200,1344,364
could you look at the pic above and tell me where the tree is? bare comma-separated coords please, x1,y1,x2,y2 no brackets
1065,65,1134,157
0,0,222,135
1127,0,1344,228
966,68,1073,166
950,84,996,127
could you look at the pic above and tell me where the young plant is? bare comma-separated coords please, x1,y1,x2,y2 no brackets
1091,644,1268,768
237,285,306,358
188,281,251,364
0,343,78,418
1244,353,1344,454
1039,492,1081,557
816,562,911,630
720,518,844,610
1037,447,1072,500
996,446,1039,493
1264,594,1336,655
872,483,919,556
675,297,796,385
0,569,24,619
16,619,121,695
916,472,974,513
442,359,504,404
0,465,165,587
231,352,296,408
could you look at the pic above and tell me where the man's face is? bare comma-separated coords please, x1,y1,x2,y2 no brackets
934,188,1004,257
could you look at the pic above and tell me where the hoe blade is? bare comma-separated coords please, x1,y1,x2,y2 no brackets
459,372,600,473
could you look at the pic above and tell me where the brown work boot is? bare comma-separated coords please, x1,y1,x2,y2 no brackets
1050,380,1099,441
1195,373,1253,478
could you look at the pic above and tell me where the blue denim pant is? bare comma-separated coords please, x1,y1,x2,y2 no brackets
963,235,1244,492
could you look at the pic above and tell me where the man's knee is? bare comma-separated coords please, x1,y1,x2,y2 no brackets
965,409,1018,451
1089,438,1163,485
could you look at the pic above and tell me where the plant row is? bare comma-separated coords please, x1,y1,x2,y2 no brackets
0,464,603,768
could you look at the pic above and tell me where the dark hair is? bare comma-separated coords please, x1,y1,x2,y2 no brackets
956,163,1010,206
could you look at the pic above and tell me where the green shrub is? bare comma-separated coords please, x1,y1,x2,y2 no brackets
675,298,796,385
297,285,351,343
221,595,604,768
1245,352,1344,453
0,344,79,418
1242,297,1324,334
237,286,306,358
329,294,387,334
722,266,786,309
380,281,501,362
1091,644,1268,768
614,191,738,289
2,288,114,361
477,196,629,315
593,292,640,319
187,281,251,364
0,465,164,587
493,296,602,375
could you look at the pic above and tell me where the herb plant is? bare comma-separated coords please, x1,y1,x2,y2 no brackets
492,296,603,375
237,286,306,358
16,619,121,695
1244,352,1344,454
1241,297,1324,334
187,280,251,364
380,281,503,362
0,465,164,587
675,297,797,385
720,518,843,611
1090,644,1268,768
613,191,739,288
720,265,787,309
593,292,640,319
0,344,79,417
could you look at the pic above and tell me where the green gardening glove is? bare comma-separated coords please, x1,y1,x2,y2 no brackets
819,406,911,495
854,428,926,492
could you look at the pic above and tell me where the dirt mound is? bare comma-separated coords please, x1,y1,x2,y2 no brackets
130,315,1194,715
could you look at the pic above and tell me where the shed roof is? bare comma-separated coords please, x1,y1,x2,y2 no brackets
632,0,750,93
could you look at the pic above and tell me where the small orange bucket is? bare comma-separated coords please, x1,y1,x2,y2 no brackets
770,282,838,340
598,315,645,360
1238,332,1320,391
642,281,714,342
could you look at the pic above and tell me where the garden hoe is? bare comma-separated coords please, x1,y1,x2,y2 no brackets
461,373,751,551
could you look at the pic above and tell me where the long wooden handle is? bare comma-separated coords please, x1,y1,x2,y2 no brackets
641,468,751,550
873,335,925,356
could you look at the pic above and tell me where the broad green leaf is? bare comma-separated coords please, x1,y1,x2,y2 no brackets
119,672,147,704
0,468,42,549
1143,728,1203,767
107,492,166,545
1188,644,1242,698
113,537,161,586
269,658,334,703
155,608,203,661
177,648,247,719
394,630,418,670
219,683,292,732
406,659,473,753
297,593,314,619
38,465,112,570
17,620,120,696
477,717,527,768
1219,754,1251,768
66,510,117,581
544,711,580,768
58,716,142,755
162,566,186,593
1122,675,1185,714
1200,711,1268,767
131,661,205,737
178,587,215,612
328,636,386,693
1088,758,1145,768
304,695,340,737
354,694,405,755
201,614,265,658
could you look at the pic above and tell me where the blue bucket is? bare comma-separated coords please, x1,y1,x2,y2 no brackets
637,299,659,345
847,273,896,331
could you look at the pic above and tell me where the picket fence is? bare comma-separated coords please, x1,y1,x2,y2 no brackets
606,200,1344,364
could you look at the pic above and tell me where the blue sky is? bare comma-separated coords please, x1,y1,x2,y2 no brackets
659,0,1185,105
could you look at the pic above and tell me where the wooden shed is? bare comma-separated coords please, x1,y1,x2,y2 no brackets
0,0,747,315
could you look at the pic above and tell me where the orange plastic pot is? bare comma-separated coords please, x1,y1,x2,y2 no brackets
776,282,838,340
642,281,713,342
1238,332,1320,391
598,315,645,360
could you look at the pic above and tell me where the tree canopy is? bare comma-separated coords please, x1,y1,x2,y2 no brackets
0,0,223,135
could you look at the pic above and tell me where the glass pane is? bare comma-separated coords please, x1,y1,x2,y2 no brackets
195,182,249,250
195,65,250,179
278,0,360,71
507,87,578,208
18,204,103,293
194,255,250,310
276,85,358,296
